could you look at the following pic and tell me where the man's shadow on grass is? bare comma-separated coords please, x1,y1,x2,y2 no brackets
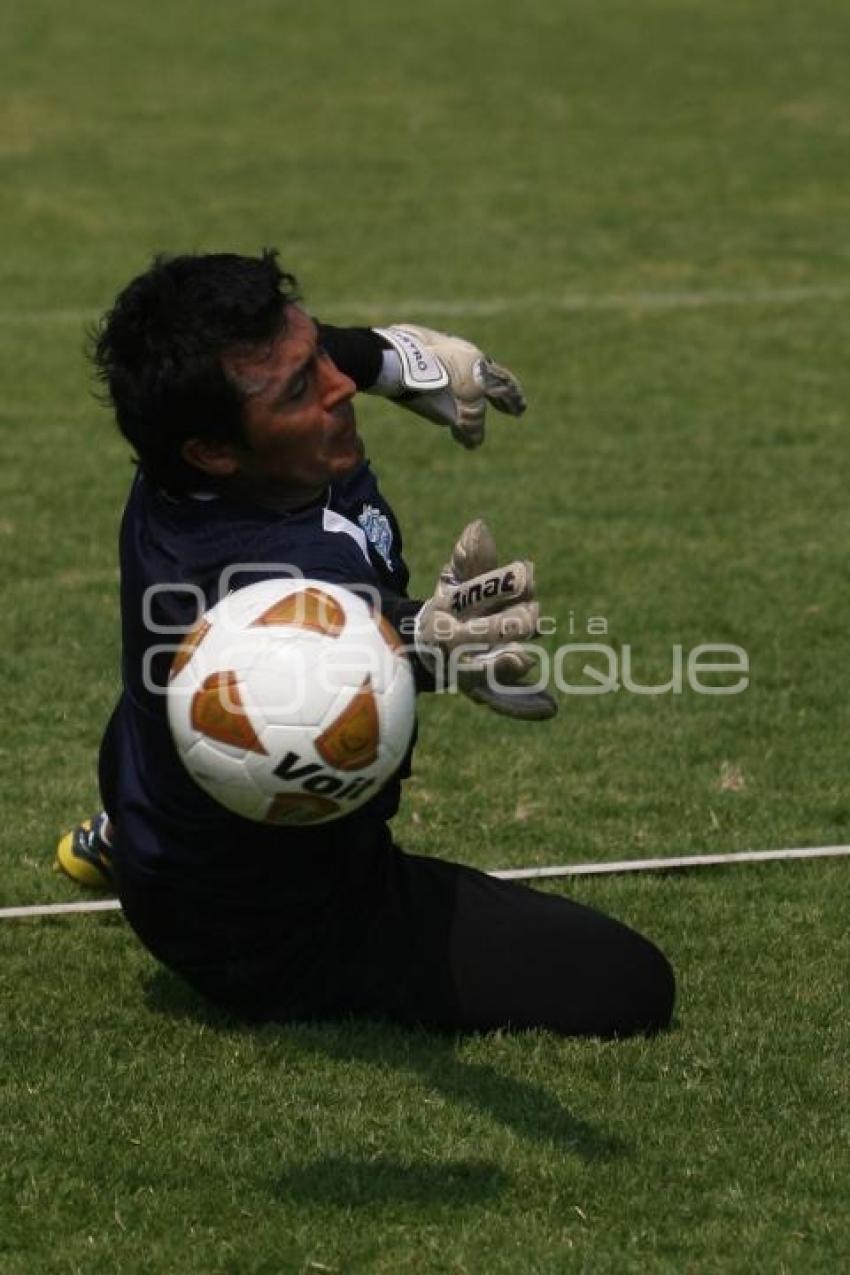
143,968,629,1208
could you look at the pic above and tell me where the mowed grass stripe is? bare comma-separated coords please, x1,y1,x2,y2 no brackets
3,282,850,326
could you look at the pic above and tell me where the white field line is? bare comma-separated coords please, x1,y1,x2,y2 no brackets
0,898,122,919
2,844,847,919
490,844,850,881
0,309,98,324
329,284,850,319
2,283,850,326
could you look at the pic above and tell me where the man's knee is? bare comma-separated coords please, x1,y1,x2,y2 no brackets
617,932,676,1037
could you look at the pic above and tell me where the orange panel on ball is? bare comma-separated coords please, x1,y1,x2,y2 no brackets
251,586,346,637
190,671,268,754
314,676,379,771
169,618,211,680
265,792,341,824
375,611,405,654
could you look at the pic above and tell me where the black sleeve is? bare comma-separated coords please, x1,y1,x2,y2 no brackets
381,595,436,694
316,322,385,391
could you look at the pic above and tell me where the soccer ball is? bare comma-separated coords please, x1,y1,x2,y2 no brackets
166,578,416,825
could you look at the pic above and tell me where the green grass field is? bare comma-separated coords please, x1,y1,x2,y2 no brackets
2,1,849,1270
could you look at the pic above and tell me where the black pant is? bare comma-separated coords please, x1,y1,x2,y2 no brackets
324,847,674,1037
101,695,674,1037
115,833,675,1039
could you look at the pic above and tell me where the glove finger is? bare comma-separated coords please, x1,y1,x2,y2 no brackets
450,419,483,450
445,560,535,619
449,519,500,581
452,401,485,449
447,601,540,649
482,360,527,416
417,606,537,658
466,684,559,721
458,642,538,681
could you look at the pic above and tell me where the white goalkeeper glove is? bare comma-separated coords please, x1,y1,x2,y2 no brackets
415,520,557,720
370,323,526,449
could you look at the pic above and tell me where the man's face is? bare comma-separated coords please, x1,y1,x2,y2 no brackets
215,306,364,507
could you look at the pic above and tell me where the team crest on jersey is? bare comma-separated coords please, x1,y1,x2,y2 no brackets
357,504,394,568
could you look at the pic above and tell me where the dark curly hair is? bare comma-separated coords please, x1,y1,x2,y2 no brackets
92,250,300,492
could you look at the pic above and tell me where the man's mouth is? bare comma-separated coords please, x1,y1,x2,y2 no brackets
331,403,359,445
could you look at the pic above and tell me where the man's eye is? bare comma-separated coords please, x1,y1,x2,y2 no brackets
285,365,313,402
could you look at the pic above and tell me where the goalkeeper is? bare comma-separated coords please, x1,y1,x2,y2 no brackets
57,250,674,1037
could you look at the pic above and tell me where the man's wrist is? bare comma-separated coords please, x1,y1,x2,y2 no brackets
315,323,385,390
371,327,450,395
371,348,405,396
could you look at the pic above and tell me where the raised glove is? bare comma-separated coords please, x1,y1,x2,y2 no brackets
416,520,557,720
371,324,526,449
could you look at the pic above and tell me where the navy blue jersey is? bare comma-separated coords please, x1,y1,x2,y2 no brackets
103,461,423,883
